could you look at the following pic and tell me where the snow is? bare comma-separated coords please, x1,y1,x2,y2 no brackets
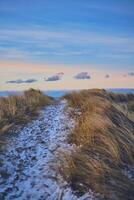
0,100,95,200
123,165,134,180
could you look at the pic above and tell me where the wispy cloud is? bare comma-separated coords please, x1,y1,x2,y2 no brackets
6,79,37,84
84,2,134,16
0,29,133,46
0,49,31,59
0,28,134,64
75,72,91,80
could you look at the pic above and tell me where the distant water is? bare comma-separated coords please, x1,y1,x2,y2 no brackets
0,90,70,98
0,91,23,97
44,90,70,98
44,89,134,98
0,89,134,98
107,88,134,94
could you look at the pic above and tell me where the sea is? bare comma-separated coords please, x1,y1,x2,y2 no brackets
0,89,134,98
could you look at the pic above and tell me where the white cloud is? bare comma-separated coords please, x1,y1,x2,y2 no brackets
45,72,64,81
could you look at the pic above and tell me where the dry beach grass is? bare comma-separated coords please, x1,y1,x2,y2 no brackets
0,88,53,134
0,88,134,199
63,89,134,200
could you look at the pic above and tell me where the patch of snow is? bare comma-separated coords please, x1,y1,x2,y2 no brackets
0,100,95,200
123,165,134,180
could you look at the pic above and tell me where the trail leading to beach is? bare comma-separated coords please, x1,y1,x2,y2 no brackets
0,100,94,200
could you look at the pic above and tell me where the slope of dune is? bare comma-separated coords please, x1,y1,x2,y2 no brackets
63,89,134,200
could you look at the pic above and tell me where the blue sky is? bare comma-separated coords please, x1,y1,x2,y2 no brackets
0,0,134,90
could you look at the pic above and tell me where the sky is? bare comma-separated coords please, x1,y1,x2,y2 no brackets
0,0,134,90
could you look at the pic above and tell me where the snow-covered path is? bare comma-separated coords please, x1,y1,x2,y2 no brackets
0,100,94,200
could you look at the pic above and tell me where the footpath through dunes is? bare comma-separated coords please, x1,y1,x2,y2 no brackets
0,100,95,200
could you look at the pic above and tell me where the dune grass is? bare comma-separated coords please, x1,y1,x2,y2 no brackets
63,89,134,200
0,88,53,134
128,101,134,112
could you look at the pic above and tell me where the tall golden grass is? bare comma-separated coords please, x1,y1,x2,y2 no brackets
63,89,134,200
0,88,53,133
